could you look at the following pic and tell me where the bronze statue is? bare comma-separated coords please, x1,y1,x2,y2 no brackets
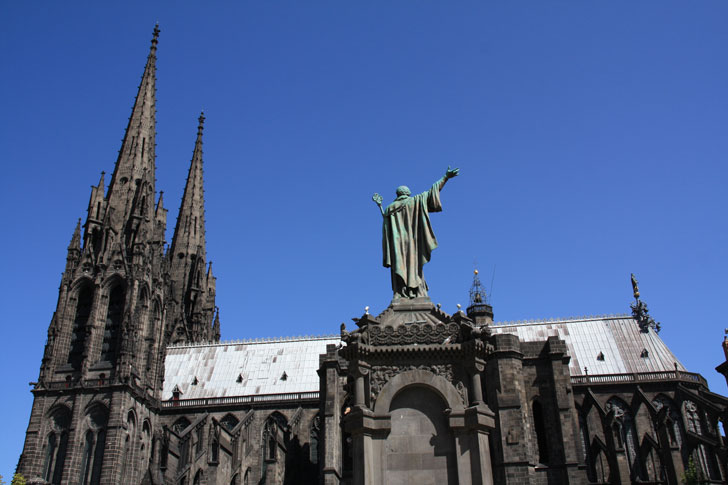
373,167,459,299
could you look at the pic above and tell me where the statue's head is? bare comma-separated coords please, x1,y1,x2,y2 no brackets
396,185,411,197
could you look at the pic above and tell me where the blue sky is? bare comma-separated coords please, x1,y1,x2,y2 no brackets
1,1,727,478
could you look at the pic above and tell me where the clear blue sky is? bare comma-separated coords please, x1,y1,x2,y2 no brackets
1,1,727,478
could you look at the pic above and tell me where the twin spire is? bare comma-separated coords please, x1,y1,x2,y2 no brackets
84,23,209,262
75,25,218,343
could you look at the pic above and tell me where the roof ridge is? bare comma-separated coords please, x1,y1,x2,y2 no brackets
166,334,340,349
493,313,631,327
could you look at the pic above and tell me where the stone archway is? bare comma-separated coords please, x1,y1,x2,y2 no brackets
384,385,458,485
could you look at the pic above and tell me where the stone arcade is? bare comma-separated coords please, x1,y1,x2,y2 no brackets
17,28,728,485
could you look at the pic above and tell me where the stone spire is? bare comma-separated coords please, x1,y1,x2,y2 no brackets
104,24,160,242
168,112,216,343
169,112,207,263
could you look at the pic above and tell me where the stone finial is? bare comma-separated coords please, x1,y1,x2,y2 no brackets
151,23,160,51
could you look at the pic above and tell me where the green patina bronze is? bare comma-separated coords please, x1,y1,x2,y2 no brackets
373,166,459,299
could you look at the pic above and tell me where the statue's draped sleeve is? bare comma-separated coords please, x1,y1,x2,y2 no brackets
382,180,443,292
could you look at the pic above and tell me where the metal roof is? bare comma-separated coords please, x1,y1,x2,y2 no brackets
162,336,339,401
490,315,685,376
162,316,684,400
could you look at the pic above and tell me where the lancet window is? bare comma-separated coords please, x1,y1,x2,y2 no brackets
78,405,108,485
607,398,642,480
100,284,125,363
68,283,94,369
43,407,71,485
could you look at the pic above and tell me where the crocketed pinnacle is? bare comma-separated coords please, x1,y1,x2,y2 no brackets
68,218,82,251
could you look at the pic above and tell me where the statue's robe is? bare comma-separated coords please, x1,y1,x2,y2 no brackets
382,181,442,298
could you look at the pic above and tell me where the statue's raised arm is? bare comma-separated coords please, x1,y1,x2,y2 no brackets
378,166,460,300
437,165,460,191
372,193,384,216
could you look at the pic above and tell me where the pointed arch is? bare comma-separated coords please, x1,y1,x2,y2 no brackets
68,280,94,370
79,403,108,485
120,410,138,483
589,437,612,484
262,413,288,462
640,435,665,482
653,394,684,450
100,281,125,363
141,420,152,471
633,395,657,441
43,406,71,484
209,423,220,463
606,397,643,480
193,469,204,485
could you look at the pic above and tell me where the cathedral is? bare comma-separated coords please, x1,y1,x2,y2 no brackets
16,28,728,485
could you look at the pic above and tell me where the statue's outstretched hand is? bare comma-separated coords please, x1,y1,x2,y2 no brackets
446,166,460,179
372,193,383,206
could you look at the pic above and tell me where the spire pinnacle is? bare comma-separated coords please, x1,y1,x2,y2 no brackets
105,26,159,237
151,23,160,53
69,218,82,251
198,111,205,135
213,309,221,342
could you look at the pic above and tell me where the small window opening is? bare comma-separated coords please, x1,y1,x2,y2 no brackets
597,352,605,361
236,374,243,383
280,372,288,381
641,348,649,358
192,377,198,385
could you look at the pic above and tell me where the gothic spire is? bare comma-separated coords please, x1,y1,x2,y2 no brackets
105,24,160,232
170,112,207,262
